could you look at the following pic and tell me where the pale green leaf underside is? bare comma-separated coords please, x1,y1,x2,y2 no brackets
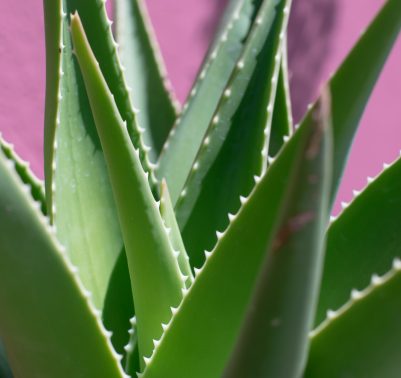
53,11,123,309
307,265,401,377
142,98,327,378
115,0,178,162
177,0,291,268
269,44,292,157
300,0,401,205
316,156,401,325
160,181,193,288
62,0,155,183
0,147,125,378
70,14,184,367
156,0,261,204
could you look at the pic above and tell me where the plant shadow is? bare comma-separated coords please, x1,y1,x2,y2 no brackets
288,0,339,122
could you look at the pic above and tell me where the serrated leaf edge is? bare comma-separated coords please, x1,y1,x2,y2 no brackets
310,257,401,339
0,139,129,378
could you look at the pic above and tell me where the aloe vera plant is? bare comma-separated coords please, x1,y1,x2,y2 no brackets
1,0,401,376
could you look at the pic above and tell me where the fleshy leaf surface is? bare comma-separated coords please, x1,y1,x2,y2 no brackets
141,90,329,378
307,262,401,377
0,142,126,378
156,0,262,204
70,14,185,367
160,181,193,288
177,0,291,267
102,249,134,360
315,156,401,325
223,92,331,378
115,0,179,161
269,45,292,157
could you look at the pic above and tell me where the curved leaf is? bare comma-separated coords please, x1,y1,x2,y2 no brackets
142,92,328,378
0,142,126,378
315,157,401,325
160,181,193,287
70,14,185,368
115,0,179,161
269,43,293,157
224,92,331,378
156,0,262,203
177,0,291,267
102,249,134,360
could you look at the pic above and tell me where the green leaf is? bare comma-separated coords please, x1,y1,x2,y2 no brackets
0,136,46,215
176,0,291,267
223,91,332,378
0,145,126,378
47,10,123,309
269,44,293,157
160,181,193,288
315,157,401,325
156,0,263,204
141,89,329,378
115,0,179,161
62,0,156,185
102,249,134,360
43,0,62,210
306,261,401,377
125,317,140,377
70,13,185,368
300,0,401,204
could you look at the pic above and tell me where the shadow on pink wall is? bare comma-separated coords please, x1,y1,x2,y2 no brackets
0,0,400,213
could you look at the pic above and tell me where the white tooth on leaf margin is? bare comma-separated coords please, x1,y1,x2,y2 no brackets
216,230,224,239
326,309,337,320
351,289,363,300
393,258,401,270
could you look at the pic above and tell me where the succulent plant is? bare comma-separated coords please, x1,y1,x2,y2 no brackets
1,0,401,376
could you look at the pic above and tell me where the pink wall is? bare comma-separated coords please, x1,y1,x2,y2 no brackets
0,0,400,212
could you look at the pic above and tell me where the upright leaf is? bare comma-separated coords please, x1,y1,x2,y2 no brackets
115,0,179,161
159,181,193,288
224,92,331,378
0,145,126,378
141,92,329,378
102,249,134,360
70,14,185,368
177,0,291,267
49,11,123,308
315,157,401,325
156,0,263,203
269,43,293,156
300,0,401,203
